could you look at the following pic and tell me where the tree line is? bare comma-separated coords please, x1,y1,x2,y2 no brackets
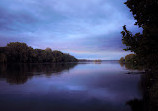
0,42,78,63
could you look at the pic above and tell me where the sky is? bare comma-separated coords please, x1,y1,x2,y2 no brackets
0,0,141,60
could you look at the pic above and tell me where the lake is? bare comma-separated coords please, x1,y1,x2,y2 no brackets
0,61,142,111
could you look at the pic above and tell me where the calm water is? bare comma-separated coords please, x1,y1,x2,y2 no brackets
0,61,142,111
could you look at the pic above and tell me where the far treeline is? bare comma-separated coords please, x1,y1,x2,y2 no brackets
0,42,78,63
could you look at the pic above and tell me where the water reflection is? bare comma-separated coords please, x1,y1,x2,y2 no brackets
119,62,144,71
0,63,77,84
127,71,158,111
0,62,142,111
126,99,143,111
122,61,158,111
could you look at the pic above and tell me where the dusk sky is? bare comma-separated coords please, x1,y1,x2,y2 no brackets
0,0,141,60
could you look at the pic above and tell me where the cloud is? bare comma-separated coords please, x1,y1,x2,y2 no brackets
0,0,140,59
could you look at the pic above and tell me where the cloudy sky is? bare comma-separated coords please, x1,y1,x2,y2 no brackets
0,0,141,60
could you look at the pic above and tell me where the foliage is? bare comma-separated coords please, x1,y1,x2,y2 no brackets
124,0,158,28
119,57,125,63
0,53,7,63
121,0,158,67
125,54,136,63
119,54,136,64
119,54,144,70
122,1,158,110
0,42,78,63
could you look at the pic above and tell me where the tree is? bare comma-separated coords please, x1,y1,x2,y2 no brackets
0,47,7,63
124,0,158,28
0,53,7,63
45,48,53,62
121,0,158,66
6,42,31,62
125,54,136,63
0,42,78,63
45,48,52,52
119,57,125,63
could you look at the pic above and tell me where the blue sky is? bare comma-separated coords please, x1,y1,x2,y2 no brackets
0,0,141,60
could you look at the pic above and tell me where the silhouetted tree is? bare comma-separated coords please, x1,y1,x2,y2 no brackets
124,0,158,28
121,0,158,67
122,1,158,111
